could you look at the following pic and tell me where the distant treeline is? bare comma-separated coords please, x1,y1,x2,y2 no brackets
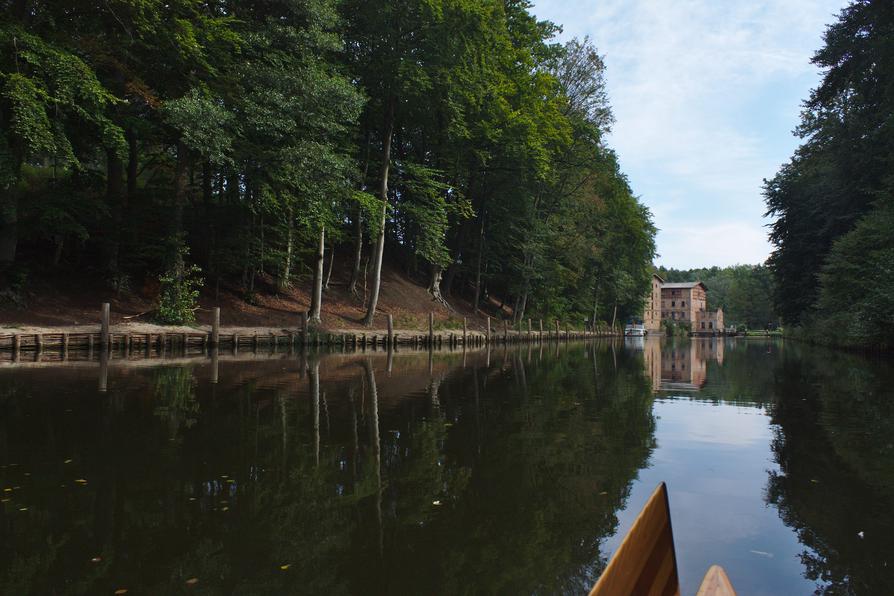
765,0,893,349
656,265,777,329
0,0,655,326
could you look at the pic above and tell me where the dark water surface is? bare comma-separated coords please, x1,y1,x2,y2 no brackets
2,338,894,595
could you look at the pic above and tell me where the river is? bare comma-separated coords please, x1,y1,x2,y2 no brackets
1,338,892,594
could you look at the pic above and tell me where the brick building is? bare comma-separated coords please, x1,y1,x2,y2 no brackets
642,279,725,334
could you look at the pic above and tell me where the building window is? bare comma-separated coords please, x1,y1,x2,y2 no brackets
701,322,705,329
709,322,713,329
671,301,675,307
681,301,685,307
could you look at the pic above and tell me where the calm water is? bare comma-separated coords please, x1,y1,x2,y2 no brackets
2,338,893,595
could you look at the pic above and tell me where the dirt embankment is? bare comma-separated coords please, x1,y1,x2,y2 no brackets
0,262,502,335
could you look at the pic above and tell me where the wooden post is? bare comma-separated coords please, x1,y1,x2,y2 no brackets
503,319,508,343
463,317,467,346
527,318,532,339
387,313,394,346
428,312,434,347
62,333,69,354
486,317,491,345
555,319,560,340
300,311,308,345
100,302,110,351
13,334,20,354
35,333,43,352
211,307,220,347
539,319,544,342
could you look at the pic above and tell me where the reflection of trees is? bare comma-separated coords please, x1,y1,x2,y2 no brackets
766,346,894,595
1,347,657,594
374,344,656,594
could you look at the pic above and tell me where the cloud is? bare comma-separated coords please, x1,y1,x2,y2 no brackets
532,0,849,267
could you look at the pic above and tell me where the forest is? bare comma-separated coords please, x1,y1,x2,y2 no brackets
765,0,893,349
656,264,776,329
0,0,656,329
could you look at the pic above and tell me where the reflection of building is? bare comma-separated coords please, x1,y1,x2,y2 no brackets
635,338,725,392
644,274,664,333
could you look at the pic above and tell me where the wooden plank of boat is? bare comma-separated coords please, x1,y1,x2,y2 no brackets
695,565,736,596
589,482,680,596
589,482,737,596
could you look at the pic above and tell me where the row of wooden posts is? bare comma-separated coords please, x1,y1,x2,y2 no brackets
0,303,619,357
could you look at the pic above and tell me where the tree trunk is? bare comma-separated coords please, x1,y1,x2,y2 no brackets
428,264,449,308
517,288,528,324
472,217,485,313
309,225,325,324
348,210,363,295
126,128,138,201
363,97,396,327
611,302,618,329
324,243,335,291
279,203,293,289
105,149,124,273
172,140,189,245
0,195,17,269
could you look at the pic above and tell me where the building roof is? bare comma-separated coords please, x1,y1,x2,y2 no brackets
661,281,707,290
652,273,665,282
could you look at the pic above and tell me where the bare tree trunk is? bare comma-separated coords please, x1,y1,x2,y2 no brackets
611,302,618,330
279,204,293,289
324,242,335,291
517,288,528,324
363,97,396,327
309,226,325,324
428,264,450,308
348,211,363,296
106,148,124,273
472,217,485,313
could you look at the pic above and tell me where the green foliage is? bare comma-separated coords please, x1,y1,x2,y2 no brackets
157,246,203,325
764,0,894,349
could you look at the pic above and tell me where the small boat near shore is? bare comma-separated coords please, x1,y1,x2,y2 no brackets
589,483,736,596
625,323,647,337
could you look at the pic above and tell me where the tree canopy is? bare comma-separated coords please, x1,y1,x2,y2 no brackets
764,0,894,348
0,0,655,327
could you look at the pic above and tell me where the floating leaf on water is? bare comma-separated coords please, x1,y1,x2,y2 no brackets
3,488,11,493
280,564,290,571
432,500,442,506
114,589,128,595
64,459,73,464
75,479,88,484
185,578,198,585
1,498,10,503
91,556,102,563
188,497,196,501
858,531,865,539
810,479,819,483
221,506,229,512
19,507,27,511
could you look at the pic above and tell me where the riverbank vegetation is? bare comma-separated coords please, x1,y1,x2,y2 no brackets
0,0,655,328
656,265,777,329
764,0,894,350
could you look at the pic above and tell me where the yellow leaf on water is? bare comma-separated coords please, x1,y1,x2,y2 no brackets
114,589,128,595
75,479,87,484
3,488,11,492
221,506,229,512
432,500,442,506
64,459,73,464
185,578,198,585
19,507,27,511
280,564,290,571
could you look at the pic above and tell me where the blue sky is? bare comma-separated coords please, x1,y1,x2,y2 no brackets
531,0,850,269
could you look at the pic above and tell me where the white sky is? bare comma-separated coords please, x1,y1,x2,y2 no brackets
531,0,850,269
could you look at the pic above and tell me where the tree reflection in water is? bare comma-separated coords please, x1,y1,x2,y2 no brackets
8,340,893,593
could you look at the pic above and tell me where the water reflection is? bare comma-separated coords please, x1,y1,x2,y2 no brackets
0,340,893,594
633,336,724,392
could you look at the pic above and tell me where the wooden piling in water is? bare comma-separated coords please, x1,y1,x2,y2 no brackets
211,307,220,347
387,314,394,346
428,312,434,347
100,303,110,351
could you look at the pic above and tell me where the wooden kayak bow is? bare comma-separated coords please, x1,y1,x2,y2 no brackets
588,483,736,596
